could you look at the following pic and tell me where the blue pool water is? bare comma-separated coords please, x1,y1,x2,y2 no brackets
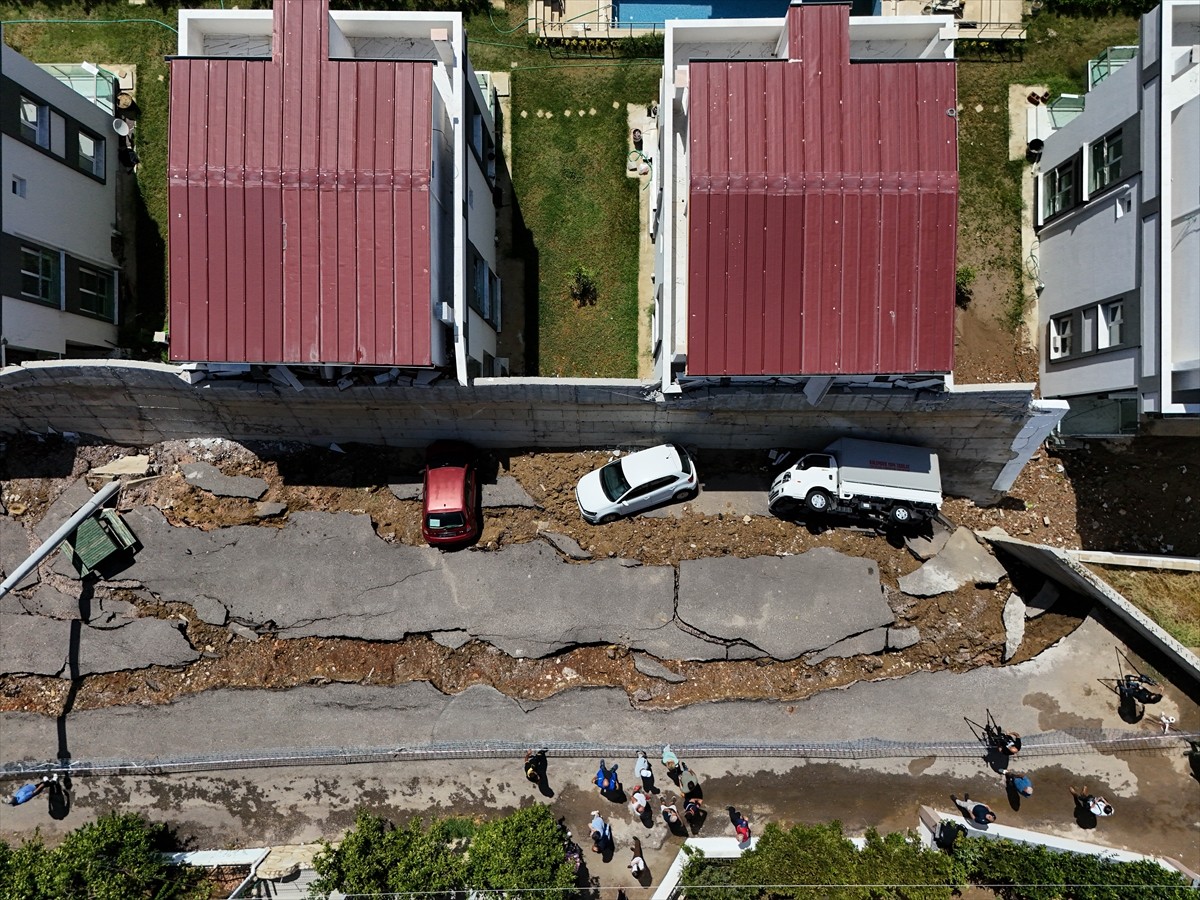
615,0,790,27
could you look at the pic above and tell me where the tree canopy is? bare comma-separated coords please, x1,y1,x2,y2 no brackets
0,812,209,900
309,804,575,899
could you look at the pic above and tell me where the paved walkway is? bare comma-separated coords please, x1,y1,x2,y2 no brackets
3,616,1197,890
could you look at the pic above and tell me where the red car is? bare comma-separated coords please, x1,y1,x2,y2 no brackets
422,441,480,547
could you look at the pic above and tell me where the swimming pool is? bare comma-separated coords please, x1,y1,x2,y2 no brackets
614,0,790,27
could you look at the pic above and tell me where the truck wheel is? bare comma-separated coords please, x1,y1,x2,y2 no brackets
890,505,913,524
806,489,832,513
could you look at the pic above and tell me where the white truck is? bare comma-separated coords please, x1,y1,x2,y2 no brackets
768,438,942,525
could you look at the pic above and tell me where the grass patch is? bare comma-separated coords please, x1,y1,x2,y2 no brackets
956,14,1140,335
468,7,658,377
1091,566,1200,648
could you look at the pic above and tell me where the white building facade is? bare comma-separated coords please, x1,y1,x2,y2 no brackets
1036,1,1200,433
1,42,121,364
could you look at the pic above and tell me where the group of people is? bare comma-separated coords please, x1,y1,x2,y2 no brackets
525,744,751,882
951,722,1115,830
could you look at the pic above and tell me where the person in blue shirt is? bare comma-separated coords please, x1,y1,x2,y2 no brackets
8,775,53,806
1006,771,1034,797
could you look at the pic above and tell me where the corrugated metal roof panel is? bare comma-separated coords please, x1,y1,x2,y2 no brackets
167,0,433,367
687,5,957,377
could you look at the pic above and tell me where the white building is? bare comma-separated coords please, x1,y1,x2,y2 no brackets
1,42,121,364
1035,0,1200,434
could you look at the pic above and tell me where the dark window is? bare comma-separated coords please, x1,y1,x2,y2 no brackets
78,266,115,321
1050,315,1073,360
1090,130,1122,193
1044,159,1079,219
1101,301,1124,348
19,95,49,148
78,129,105,179
466,244,501,330
20,246,58,304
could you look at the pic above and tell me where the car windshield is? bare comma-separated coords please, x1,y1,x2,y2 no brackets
599,459,632,502
426,512,465,530
672,444,692,476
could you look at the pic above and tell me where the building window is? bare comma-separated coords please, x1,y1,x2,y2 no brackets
78,267,115,321
1090,130,1122,193
19,95,49,148
1101,300,1124,348
1044,159,1078,219
20,246,59,304
78,130,106,178
466,244,501,330
12,176,27,197
1049,315,1073,360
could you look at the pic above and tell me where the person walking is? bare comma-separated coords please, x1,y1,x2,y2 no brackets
524,749,547,787
589,810,613,853
630,787,650,823
729,807,752,843
628,837,647,876
1071,786,1114,818
594,760,621,797
1005,771,1034,797
635,751,656,792
684,796,706,829
661,799,681,829
8,775,54,807
662,745,682,782
678,765,701,797
952,793,997,826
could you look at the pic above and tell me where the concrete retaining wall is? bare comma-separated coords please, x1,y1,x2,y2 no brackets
0,362,1056,502
983,532,1200,688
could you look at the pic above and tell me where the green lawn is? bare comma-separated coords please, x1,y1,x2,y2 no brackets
956,14,1141,332
467,9,658,377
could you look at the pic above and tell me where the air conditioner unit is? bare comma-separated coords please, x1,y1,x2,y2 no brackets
437,302,455,326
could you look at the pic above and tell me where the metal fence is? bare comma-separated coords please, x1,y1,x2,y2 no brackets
3,730,1195,779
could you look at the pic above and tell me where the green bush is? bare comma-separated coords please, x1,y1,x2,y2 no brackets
0,813,209,900
952,835,1196,900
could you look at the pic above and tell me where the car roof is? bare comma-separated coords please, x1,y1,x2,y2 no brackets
620,444,683,486
425,465,469,513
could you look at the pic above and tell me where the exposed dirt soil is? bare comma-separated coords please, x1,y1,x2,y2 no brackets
2,433,1193,719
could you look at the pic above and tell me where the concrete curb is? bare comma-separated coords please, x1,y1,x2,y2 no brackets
980,531,1200,688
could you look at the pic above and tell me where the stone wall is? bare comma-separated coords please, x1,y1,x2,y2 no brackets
0,362,1063,502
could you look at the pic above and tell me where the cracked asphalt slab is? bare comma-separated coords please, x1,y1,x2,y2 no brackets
18,506,901,664
2,617,1197,878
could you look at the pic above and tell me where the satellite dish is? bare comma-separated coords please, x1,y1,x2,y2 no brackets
112,119,130,137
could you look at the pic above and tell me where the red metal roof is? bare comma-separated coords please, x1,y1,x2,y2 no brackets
167,0,434,367
687,5,958,377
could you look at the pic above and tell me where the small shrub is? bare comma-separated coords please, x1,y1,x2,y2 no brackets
570,265,598,306
956,264,977,309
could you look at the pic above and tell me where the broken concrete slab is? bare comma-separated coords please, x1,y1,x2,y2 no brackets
227,622,260,642
191,595,228,626
91,454,151,477
430,630,472,650
388,481,422,502
182,462,268,500
898,527,1008,597
482,476,539,509
905,520,952,561
255,501,288,519
0,613,70,675
678,549,892,661
1003,593,1026,661
1025,580,1060,618
0,516,38,592
539,531,592,560
23,584,82,619
633,653,687,683
806,626,889,665
89,596,137,629
74,618,199,676
887,626,921,650
33,479,96,543
113,509,717,661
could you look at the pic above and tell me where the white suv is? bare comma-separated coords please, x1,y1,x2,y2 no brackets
575,444,698,524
